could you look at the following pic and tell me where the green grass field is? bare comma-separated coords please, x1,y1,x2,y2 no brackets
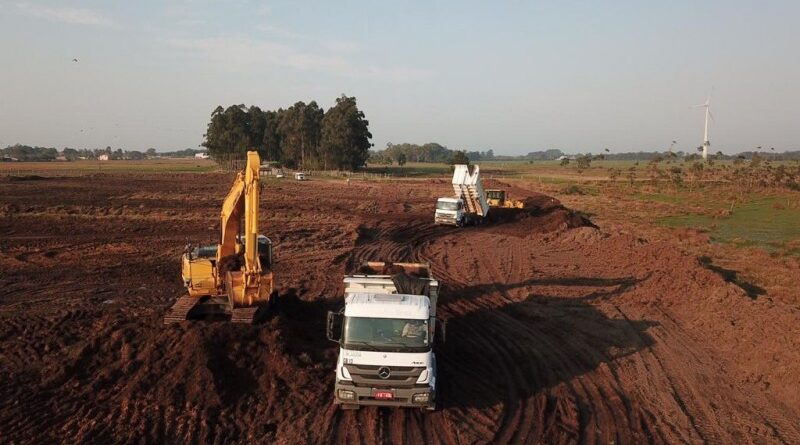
660,197,800,255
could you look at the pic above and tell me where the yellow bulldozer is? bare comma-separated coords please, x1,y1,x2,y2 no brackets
485,189,526,209
164,151,274,324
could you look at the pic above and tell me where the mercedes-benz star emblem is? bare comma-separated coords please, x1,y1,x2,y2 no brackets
377,367,391,379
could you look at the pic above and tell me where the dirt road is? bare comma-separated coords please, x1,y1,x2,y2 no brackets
1,173,798,444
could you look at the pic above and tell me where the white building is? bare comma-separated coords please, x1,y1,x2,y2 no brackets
97,154,109,161
195,153,210,159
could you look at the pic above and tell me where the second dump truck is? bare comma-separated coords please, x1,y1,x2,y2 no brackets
435,164,489,226
327,262,444,410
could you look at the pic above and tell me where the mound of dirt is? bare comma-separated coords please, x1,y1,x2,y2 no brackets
486,193,595,236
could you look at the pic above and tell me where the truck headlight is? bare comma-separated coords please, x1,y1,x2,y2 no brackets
416,368,429,384
338,389,355,400
412,393,429,404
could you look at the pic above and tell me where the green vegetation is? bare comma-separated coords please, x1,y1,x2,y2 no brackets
660,197,800,255
203,95,372,170
362,162,451,177
0,144,205,162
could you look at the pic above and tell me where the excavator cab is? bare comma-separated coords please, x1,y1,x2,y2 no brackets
181,244,219,298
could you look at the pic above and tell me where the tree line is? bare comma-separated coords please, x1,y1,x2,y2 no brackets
368,144,800,166
202,95,372,170
0,145,205,161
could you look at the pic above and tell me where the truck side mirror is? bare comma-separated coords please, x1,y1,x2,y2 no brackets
327,311,343,342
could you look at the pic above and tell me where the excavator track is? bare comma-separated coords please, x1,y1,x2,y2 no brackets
230,307,259,324
163,296,200,324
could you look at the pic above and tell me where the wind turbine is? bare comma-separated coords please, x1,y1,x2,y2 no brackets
692,95,713,160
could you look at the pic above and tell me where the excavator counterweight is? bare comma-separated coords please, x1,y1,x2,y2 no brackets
165,151,274,325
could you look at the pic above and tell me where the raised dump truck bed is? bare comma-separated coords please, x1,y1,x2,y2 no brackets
452,164,489,218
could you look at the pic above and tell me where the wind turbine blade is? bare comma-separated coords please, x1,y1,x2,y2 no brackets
708,111,715,122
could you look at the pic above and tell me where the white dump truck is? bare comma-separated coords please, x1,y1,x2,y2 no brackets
434,164,490,226
327,261,444,410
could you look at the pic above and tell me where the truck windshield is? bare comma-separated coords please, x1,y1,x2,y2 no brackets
343,317,430,352
436,201,459,211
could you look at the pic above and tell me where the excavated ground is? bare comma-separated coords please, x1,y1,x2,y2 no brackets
1,173,799,445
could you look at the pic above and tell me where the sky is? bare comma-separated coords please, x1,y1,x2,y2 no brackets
1,0,798,155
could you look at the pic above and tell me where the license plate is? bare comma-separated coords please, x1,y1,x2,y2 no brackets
373,391,393,400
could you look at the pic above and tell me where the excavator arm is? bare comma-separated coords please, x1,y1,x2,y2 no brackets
216,151,271,308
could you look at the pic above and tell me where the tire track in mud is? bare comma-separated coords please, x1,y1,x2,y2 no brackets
340,212,791,445
4,175,800,444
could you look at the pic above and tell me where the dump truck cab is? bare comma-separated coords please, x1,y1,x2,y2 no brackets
434,197,466,226
328,262,442,410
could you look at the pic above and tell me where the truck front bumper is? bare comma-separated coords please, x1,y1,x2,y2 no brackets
334,381,435,408
434,215,458,226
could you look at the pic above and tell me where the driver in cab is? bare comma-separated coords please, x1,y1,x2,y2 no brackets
401,320,426,339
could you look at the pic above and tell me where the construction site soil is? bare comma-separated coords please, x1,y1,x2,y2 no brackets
1,173,799,445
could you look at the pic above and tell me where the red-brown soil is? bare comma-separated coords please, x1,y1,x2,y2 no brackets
1,173,799,444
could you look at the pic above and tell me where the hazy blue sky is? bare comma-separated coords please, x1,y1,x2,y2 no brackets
1,0,798,154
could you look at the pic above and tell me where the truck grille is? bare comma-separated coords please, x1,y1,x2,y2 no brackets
435,215,456,225
345,364,425,387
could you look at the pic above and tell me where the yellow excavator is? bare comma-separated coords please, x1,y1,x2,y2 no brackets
485,189,526,209
164,150,274,324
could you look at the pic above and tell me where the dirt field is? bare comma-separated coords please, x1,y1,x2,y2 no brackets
2,173,799,445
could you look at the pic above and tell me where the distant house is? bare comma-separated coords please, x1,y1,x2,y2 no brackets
97,154,110,161
1,156,19,162
195,153,210,159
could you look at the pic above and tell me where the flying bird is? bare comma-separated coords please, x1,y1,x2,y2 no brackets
604,148,610,152
72,58,78,62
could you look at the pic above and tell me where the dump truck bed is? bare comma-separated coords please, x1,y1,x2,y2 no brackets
452,164,489,217
344,261,439,316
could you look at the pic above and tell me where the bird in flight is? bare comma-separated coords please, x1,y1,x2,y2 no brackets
72,58,78,62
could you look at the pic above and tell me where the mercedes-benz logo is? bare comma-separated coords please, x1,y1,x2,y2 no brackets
377,367,391,379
